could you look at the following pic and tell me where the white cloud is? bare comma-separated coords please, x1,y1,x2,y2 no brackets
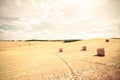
0,0,120,40
15,0,21,7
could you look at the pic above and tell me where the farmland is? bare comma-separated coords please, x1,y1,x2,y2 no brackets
0,38,120,80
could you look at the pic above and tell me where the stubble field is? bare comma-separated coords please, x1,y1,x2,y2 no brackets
0,38,120,80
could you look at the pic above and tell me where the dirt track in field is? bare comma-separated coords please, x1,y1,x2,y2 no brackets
0,38,120,80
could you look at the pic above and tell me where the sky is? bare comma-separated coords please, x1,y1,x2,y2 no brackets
0,0,120,40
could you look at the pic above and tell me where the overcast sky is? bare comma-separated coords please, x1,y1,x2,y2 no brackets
0,0,120,40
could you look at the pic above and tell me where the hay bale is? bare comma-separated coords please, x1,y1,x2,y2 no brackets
97,48,105,56
59,48,63,52
106,39,109,42
82,46,87,51
12,40,14,42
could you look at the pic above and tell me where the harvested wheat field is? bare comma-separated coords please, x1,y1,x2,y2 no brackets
0,38,120,80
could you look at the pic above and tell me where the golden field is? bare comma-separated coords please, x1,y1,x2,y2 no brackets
0,38,120,80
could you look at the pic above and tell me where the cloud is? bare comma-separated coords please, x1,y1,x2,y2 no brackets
0,29,42,40
0,0,120,40
15,0,21,7
0,17,120,40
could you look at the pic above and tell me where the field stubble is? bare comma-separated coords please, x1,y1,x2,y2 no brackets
0,39,120,80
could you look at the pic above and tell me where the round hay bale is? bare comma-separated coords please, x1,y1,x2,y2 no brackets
82,46,87,51
106,39,109,42
12,40,14,42
59,48,63,52
97,48,105,56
